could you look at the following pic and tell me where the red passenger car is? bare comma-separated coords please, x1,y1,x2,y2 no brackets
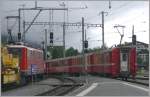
46,46,137,80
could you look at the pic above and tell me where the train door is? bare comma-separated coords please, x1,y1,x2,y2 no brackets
120,47,130,79
120,53,129,72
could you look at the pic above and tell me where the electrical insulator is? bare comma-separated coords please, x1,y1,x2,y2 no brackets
50,40,53,44
132,35,136,45
84,40,88,48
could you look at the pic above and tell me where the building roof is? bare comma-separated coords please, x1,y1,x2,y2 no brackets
124,41,149,48
7,44,43,52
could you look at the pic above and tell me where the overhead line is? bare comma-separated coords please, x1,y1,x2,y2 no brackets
25,22,102,27
16,0,148,1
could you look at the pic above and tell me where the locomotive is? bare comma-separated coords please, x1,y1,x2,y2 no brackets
1,47,20,85
1,44,45,86
46,46,137,80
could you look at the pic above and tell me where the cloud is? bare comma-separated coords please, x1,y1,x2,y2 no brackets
1,0,149,51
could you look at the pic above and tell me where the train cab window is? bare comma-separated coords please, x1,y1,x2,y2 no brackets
122,53,127,61
7,47,22,63
7,48,21,57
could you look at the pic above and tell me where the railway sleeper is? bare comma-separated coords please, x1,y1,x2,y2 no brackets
36,85,80,96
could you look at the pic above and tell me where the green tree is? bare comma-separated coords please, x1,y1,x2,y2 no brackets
47,46,64,59
65,47,79,57
86,47,103,53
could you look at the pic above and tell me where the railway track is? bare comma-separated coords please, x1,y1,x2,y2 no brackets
36,77,83,96
1,75,70,92
1,82,27,92
1,76,46,92
2,76,83,96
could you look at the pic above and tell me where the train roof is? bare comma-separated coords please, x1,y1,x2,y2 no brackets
46,52,94,62
7,45,43,52
46,49,113,63
46,46,135,62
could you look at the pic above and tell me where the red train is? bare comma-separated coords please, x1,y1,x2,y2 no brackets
3,45,136,86
46,46,137,80
7,45,45,84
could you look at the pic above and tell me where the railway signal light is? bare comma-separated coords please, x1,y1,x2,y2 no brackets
50,40,53,44
84,40,88,48
132,35,136,45
49,32,53,45
50,32,53,39
18,33,21,41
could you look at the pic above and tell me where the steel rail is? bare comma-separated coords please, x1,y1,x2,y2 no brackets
36,77,83,96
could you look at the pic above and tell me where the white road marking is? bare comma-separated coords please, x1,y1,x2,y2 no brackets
99,82,121,84
76,83,99,96
122,82,149,92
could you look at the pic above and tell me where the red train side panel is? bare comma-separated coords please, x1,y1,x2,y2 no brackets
20,48,28,72
111,48,120,77
129,48,137,78
26,47,45,75
46,46,137,79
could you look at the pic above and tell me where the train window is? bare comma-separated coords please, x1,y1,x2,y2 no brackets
7,47,22,63
8,48,21,56
30,51,32,55
122,53,127,61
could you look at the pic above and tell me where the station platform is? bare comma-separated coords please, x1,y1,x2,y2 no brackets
66,75,149,96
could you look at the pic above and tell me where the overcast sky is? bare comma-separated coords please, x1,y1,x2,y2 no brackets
0,0,149,51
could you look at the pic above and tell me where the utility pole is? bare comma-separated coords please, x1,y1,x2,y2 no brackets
35,0,37,8
23,21,25,42
21,4,26,42
82,17,87,84
63,23,66,58
132,25,136,46
45,29,48,60
41,41,45,56
101,11,108,49
109,0,112,9
18,9,21,42
102,11,104,49
82,17,85,67
132,25,134,36
60,2,66,58
85,29,87,40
